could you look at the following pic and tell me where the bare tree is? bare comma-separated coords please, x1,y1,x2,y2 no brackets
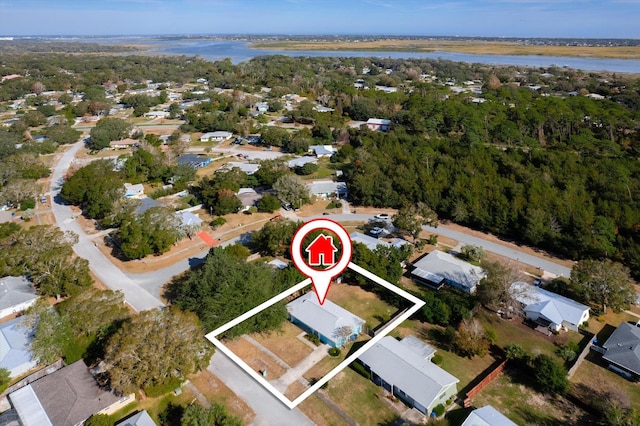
333,325,354,346
477,260,525,317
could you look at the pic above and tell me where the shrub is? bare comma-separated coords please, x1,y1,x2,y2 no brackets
328,347,341,357
533,354,569,395
432,354,443,365
210,217,227,228
20,199,36,211
326,200,342,209
351,361,371,380
433,404,446,417
305,333,320,346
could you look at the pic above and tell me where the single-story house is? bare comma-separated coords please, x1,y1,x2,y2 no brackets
135,197,161,215
410,250,485,294
306,180,348,199
350,232,409,251
143,110,170,119
366,118,391,131
223,162,261,175
287,292,364,347
115,410,156,426
124,183,145,199
510,281,589,332
268,259,289,270
288,156,318,169
601,322,640,380
462,405,517,426
309,145,337,158
255,102,269,112
200,131,233,142
236,188,262,211
178,154,212,169
6,360,131,426
358,336,459,416
313,105,335,113
109,138,139,149
0,276,38,320
0,317,37,378
175,211,202,228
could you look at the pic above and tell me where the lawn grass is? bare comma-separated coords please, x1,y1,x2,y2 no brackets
327,283,398,329
107,386,196,425
324,367,398,425
251,321,314,367
188,370,255,424
286,381,347,426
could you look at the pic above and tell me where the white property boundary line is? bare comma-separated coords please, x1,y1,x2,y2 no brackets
205,262,425,410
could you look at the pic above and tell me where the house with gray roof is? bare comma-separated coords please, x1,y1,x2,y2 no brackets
134,197,161,215
306,180,347,199
7,360,123,426
223,162,261,175
309,145,337,158
178,154,212,169
462,405,517,426
601,322,640,380
0,316,37,378
358,335,458,415
410,250,485,294
200,131,232,142
510,281,589,332
288,156,318,169
115,410,156,426
287,292,364,347
0,276,38,320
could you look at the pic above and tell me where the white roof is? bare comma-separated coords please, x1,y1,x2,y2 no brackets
462,405,517,426
358,336,458,411
0,316,37,377
124,183,144,197
350,232,390,251
307,180,347,196
225,162,261,175
511,281,589,327
412,250,485,291
10,385,53,426
288,156,318,168
0,276,37,312
268,259,289,270
309,145,337,156
366,118,391,125
287,293,364,342
176,211,202,227
201,131,232,139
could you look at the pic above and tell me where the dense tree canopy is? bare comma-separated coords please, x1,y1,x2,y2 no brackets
104,308,212,394
167,247,294,337
88,117,132,151
570,259,635,313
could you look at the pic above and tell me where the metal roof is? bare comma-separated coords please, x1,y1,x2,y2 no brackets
411,250,485,291
511,282,589,327
0,276,37,313
350,232,390,251
0,317,37,378
115,410,157,426
287,292,364,343
9,385,52,426
462,405,517,426
358,336,458,411
306,181,347,196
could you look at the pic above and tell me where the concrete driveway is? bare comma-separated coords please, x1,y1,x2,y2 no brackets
208,352,314,426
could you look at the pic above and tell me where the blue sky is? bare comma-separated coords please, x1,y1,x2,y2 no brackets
1,0,639,38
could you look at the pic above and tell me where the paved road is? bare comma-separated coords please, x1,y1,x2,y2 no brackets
208,352,314,426
50,140,164,312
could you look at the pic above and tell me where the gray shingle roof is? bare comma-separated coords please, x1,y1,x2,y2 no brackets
306,181,347,196
13,360,121,426
358,336,458,411
603,322,640,375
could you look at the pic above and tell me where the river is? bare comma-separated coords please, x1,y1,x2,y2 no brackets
58,37,640,72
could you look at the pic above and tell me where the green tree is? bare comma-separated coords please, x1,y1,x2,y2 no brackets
455,318,489,358
459,245,486,263
257,194,282,213
181,403,243,426
22,301,73,364
254,158,289,187
117,208,180,259
251,219,301,256
167,247,289,337
104,308,212,394
88,117,131,151
571,259,634,313
46,124,81,145
60,160,124,219
533,354,569,395
273,174,309,207
392,202,438,242
0,368,11,393
57,288,129,338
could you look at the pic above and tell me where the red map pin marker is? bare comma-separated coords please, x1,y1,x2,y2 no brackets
290,219,352,305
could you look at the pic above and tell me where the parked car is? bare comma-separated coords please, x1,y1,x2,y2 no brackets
369,227,384,237
374,213,390,220
40,196,47,203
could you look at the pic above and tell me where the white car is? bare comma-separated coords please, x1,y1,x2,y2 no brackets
374,213,390,221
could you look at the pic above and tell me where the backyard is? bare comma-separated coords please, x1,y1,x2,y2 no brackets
251,321,315,367
328,283,400,329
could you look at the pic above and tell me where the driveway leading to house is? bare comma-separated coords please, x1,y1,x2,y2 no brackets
50,140,164,312
208,352,315,426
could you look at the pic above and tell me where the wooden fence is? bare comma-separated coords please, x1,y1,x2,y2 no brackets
463,359,507,408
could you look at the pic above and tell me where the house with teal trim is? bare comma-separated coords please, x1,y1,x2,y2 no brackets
287,292,364,347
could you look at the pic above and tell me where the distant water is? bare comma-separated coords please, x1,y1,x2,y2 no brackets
71,37,640,73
